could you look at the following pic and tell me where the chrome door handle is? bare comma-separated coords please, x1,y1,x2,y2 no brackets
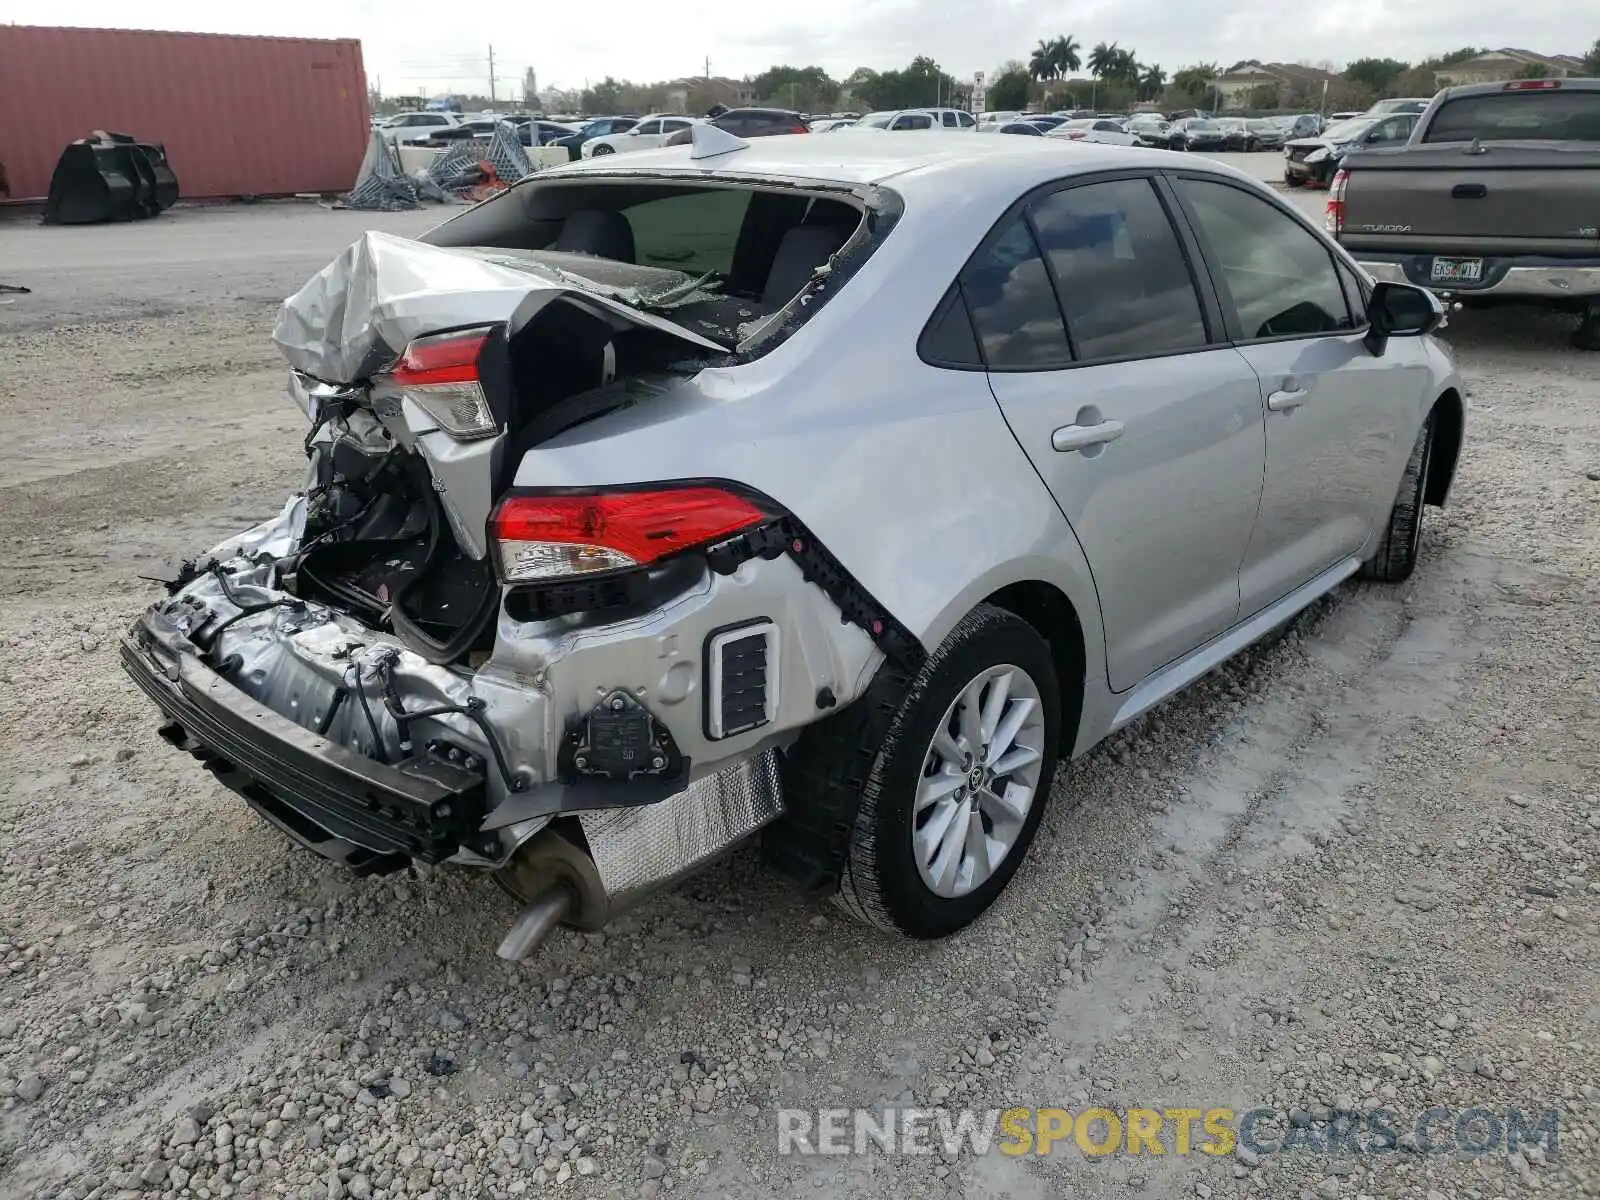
1267,388,1308,412
1052,419,1125,453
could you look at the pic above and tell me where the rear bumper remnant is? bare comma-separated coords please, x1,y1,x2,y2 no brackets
122,631,486,866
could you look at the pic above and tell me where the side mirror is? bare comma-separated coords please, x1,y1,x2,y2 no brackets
1364,281,1445,355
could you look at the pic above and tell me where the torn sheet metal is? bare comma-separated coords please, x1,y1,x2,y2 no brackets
272,230,729,384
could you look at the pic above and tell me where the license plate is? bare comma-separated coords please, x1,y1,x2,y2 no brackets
1430,257,1483,284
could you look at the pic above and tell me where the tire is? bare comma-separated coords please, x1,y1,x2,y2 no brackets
1246,139,1259,153
833,604,1062,938
1573,308,1600,351
1359,411,1434,583
591,143,614,156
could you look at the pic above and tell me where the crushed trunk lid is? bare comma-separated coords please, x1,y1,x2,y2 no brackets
272,230,729,386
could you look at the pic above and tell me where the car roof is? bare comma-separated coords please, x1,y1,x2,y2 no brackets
544,129,1259,202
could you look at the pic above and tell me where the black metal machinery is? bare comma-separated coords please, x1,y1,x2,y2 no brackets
44,131,180,225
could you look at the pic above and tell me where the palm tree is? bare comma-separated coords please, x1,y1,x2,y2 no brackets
1140,63,1167,100
1029,39,1056,83
1088,41,1119,79
1052,35,1083,75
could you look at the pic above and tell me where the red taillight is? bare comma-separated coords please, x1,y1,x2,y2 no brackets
1067,130,1086,139
1325,168,1349,234
388,327,498,439
392,328,490,386
789,124,810,134
490,487,767,583
1503,78,1561,90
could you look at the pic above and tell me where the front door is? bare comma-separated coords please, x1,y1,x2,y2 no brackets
969,175,1268,691
1168,174,1423,613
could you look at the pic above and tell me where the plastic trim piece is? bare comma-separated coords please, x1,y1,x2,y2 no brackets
703,618,779,740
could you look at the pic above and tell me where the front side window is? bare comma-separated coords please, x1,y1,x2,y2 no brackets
941,111,958,127
663,119,692,133
958,111,976,127
895,114,933,130
959,216,1072,369
1175,178,1354,340
1028,178,1208,361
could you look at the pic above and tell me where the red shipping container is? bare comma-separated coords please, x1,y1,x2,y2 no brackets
0,25,370,202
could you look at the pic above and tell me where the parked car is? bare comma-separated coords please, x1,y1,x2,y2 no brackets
861,109,975,131
997,122,1045,136
1244,118,1289,150
554,116,640,161
663,108,810,145
1213,118,1257,151
582,114,696,157
810,118,857,132
378,111,461,145
1329,77,1600,350
1047,118,1139,146
123,135,1463,957
1283,112,1418,186
1024,115,1070,131
1327,111,1362,123
514,119,581,148
1281,113,1324,138
1169,118,1230,151
1126,114,1175,147
1364,98,1432,116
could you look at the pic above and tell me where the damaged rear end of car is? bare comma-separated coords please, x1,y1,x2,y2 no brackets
123,163,908,958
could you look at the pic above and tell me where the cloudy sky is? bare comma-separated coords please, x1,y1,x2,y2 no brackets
2,1,1589,96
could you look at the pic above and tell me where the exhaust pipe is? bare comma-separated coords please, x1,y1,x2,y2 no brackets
495,886,573,961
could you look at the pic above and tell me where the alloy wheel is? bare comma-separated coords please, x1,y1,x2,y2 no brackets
912,664,1046,899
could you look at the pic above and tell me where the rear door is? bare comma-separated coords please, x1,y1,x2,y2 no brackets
972,173,1268,691
1169,173,1422,610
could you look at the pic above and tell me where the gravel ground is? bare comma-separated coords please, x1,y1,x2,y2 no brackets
1,182,1597,1200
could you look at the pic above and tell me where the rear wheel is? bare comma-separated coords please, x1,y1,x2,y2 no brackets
1360,412,1434,583
833,605,1061,938
591,143,614,156
1573,303,1600,351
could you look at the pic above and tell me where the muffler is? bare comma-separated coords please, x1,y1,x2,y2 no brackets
496,886,573,960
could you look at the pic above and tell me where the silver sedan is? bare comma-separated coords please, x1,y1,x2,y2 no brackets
125,130,1464,953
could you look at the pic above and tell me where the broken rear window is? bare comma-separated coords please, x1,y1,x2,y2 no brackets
424,176,886,354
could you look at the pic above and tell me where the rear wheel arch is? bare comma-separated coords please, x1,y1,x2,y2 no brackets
1424,388,1464,507
984,580,1086,750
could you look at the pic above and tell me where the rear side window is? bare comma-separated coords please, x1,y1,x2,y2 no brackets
1028,178,1209,361
1423,90,1600,142
1175,178,1354,339
623,190,752,274
941,111,958,127
959,217,1072,369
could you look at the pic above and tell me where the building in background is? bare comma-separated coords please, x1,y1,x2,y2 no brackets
665,76,756,114
0,25,369,202
1211,60,1345,111
1434,49,1587,85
